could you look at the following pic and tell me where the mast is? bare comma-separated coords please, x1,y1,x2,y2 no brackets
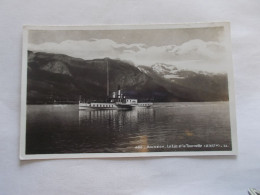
106,59,109,97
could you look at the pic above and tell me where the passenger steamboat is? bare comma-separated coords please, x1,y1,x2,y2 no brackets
79,59,153,110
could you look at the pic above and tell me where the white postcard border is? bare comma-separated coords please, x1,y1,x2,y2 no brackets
20,22,237,160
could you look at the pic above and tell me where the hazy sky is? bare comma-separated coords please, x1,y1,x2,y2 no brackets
29,27,224,46
28,26,230,73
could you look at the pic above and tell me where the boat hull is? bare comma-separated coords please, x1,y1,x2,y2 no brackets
79,102,117,110
137,103,153,108
79,102,153,110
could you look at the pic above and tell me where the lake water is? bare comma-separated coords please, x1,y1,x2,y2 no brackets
26,102,232,154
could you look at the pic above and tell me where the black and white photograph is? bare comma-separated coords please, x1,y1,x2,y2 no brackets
20,23,237,159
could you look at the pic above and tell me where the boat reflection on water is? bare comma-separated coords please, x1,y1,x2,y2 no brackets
79,107,155,126
78,108,154,152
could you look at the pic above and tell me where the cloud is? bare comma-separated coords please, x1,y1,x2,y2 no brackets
170,39,226,60
28,38,228,72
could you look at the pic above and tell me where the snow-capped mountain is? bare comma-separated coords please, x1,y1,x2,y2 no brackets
151,63,178,74
151,63,183,80
138,63,185,81
138,63,216,82
137,63,228,101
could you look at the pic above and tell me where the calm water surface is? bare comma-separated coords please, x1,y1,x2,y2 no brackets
26,102,232,154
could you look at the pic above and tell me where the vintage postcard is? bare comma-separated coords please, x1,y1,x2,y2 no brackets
20,22,237,160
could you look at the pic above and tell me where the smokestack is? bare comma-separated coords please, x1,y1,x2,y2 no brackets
117,85,121,98
118,90,121,98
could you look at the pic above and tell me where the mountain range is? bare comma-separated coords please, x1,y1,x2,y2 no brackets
27,51,229,104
